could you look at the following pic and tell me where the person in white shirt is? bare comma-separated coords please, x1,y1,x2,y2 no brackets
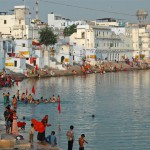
66,125,74,150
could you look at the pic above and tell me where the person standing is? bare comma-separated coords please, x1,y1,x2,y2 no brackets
16,90,20,101
57,95,60,103
66,125,74,150
12,95,17,109
4,107,11,133
12,110,19,136
6,92,10,104
3,93,7,105
29,123,34,143
79,134,88,150
37,115,51,145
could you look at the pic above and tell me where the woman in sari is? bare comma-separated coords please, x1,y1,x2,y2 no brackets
37,115,51,144
12,110,19,136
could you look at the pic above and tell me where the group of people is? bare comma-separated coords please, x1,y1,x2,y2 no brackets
32,118,88,150
0,68,15,87
66,125,88,150
20,94,60,104
3,92,10,104
3,90,61,109
30,115,57,147
3,89,88,149
4,105,19,136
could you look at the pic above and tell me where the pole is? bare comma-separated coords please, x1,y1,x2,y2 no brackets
139,36,142,60
23,0,26,6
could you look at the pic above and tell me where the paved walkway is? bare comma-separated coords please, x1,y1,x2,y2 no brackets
0,123,61,150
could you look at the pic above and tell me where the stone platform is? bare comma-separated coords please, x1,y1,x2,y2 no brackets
0,132,60,150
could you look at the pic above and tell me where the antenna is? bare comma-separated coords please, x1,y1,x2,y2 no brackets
36,0,39,20
23,0,26,6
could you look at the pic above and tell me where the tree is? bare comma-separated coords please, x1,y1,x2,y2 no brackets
38,26,57,53
63,24,77,37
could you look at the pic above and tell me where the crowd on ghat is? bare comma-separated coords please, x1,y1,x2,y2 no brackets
2,89,88,150
0,73,14,87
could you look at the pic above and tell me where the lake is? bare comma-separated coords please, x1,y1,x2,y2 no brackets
1,70,150,150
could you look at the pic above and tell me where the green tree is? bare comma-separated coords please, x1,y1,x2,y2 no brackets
39,26,57,55
63,24,77,36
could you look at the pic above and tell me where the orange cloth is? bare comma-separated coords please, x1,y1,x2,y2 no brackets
31,119,45,133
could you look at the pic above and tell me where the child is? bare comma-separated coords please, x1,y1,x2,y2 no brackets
79,134,88,150
46,131,57,147
29,123,34,143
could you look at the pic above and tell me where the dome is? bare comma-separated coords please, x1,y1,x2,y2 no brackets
136,9,148,17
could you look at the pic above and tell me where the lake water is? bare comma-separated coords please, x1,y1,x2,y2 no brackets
1,70,150,150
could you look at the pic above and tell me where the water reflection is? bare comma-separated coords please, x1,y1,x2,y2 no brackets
1,71,150,149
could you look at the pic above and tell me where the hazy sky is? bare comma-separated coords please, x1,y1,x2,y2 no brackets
0,0,150,23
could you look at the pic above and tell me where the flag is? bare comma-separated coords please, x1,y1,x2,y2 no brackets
32,85,35,95
26,88,28,95
57,102,61,114
16,80,18,86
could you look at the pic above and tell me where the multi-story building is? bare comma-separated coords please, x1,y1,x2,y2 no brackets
69,24,134,64
48,12,86,29
0,5,39,39
68,19,150,64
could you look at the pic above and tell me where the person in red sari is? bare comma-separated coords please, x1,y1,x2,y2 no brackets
37,115,51,145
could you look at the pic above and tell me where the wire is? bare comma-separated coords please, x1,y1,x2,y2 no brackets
39,0,136,17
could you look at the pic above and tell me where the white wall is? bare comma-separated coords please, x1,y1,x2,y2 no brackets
48,13,66,29
5,58,26,73
14,39,32,57
0,15,15,37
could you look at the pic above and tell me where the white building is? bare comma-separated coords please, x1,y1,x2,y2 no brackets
5,57,26,73
91,18,125,27
56,43,74,66
69,24,135,64
0,6,39,39
48,12,66,29
48,12,86,29
14,39,32,57
0,36,17,71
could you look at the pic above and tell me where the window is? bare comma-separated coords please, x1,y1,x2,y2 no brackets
4,20,7,24
81,32,85,39
22,43,25,47
97,32,98,37
14,61,17,67
19,20,21,24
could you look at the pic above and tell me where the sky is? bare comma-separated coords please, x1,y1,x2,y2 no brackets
0,0,150,23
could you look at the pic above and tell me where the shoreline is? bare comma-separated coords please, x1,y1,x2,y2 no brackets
22,61,150,78
6,61,150,82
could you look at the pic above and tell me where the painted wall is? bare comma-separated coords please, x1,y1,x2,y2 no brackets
14,39,32,57
5,58,26,73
